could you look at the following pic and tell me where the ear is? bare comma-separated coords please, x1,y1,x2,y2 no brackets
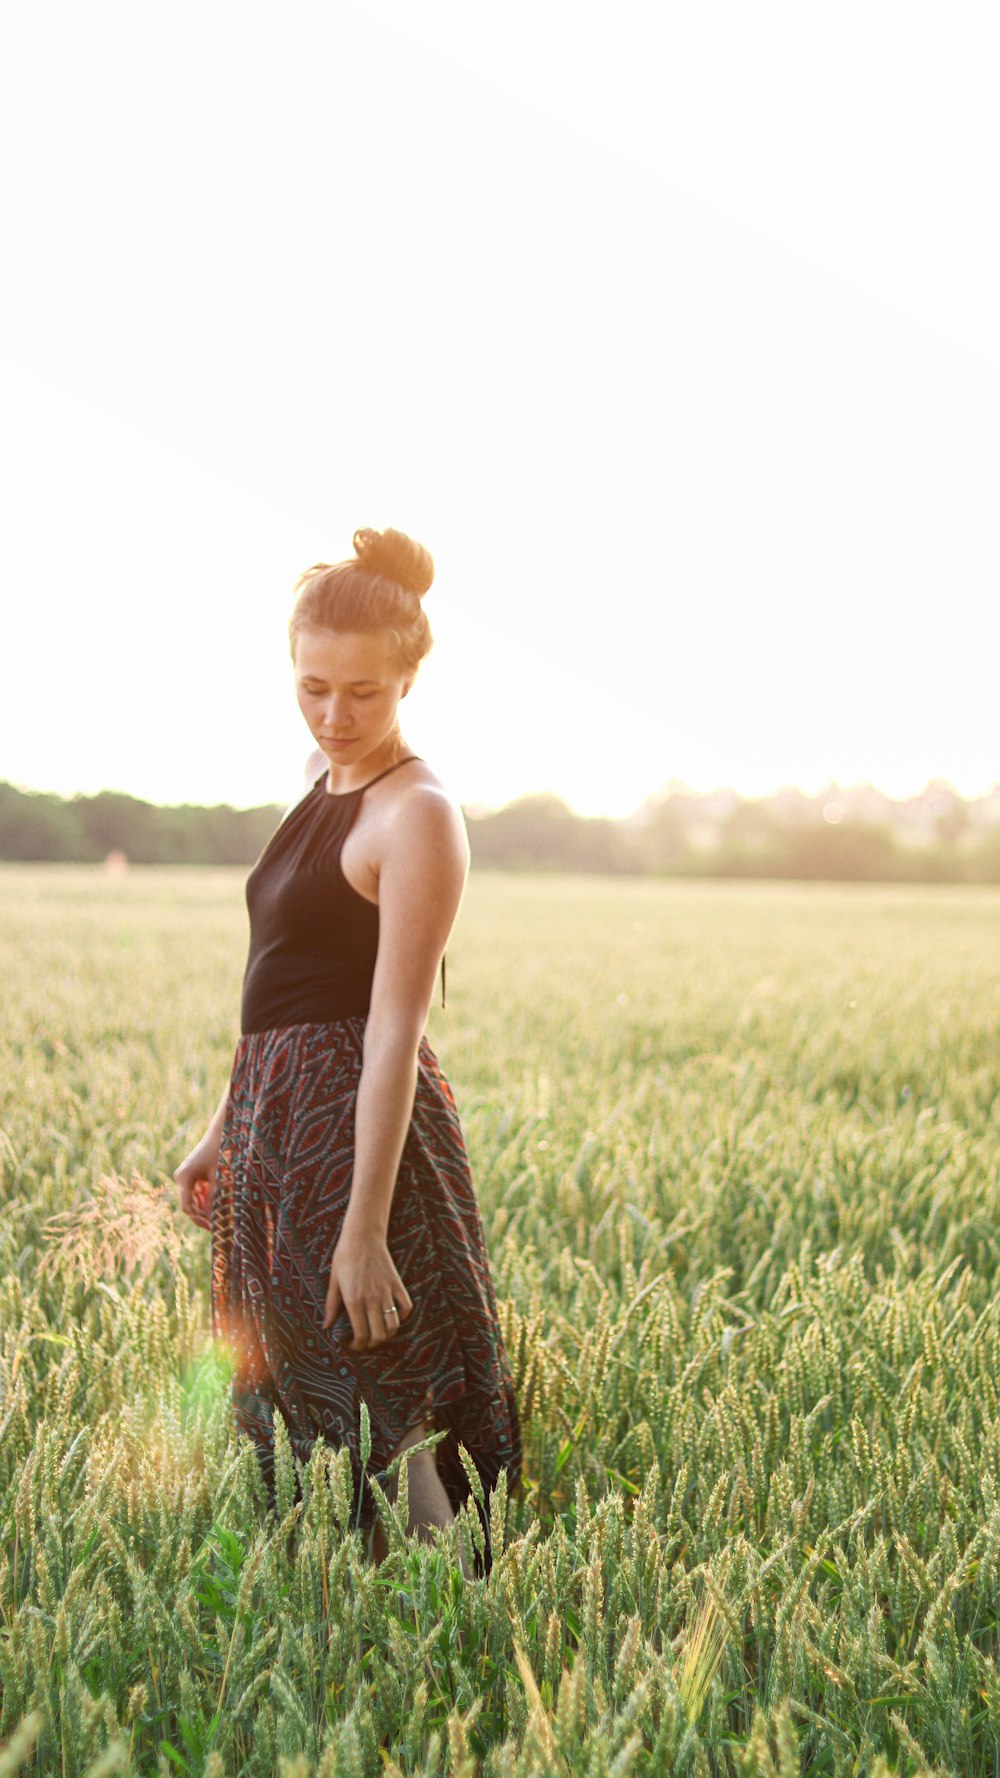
400,679,414,699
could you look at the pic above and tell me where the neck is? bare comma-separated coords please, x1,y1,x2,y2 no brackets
323,730,410,796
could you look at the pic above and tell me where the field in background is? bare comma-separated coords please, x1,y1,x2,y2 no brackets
1,865,998,1776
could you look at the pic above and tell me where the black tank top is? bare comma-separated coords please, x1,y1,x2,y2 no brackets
239,756,421,1036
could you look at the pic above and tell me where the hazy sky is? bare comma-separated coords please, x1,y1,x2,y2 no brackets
2,1,997,817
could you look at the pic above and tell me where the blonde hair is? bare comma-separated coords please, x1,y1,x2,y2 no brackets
289,526,434,674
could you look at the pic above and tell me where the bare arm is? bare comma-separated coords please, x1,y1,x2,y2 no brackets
322,786,470,1349
174,1083,230,1229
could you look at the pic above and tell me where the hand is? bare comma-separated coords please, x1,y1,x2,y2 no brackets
174,1137,218,1232
323,1223,414,1352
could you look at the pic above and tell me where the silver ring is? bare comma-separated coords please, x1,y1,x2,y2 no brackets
384,1303,398,1316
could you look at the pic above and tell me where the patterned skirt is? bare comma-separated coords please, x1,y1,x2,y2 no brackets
210,1016,522,1569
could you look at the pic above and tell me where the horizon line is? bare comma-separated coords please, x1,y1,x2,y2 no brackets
5,772,999,822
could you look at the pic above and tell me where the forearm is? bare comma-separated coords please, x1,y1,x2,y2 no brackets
211,1083,230,1127
200,1084,231,1155
176,1081,230,1212
344,1025,421,1240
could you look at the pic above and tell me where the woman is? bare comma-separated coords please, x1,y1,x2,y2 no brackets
174,525,522,1571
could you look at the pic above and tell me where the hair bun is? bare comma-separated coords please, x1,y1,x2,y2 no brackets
353,526,434,597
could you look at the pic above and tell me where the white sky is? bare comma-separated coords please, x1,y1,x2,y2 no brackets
1,0,997,818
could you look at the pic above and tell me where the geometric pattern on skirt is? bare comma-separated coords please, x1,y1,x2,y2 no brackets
211,1015,522,1570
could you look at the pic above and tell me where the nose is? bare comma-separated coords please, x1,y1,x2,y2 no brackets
321,694,351,732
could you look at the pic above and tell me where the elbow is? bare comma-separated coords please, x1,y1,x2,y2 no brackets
362,1006,427,1061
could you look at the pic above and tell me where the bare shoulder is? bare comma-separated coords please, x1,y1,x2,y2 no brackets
381,760,469,863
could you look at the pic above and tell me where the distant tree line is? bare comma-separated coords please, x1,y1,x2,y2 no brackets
2,779,999,882
466,792,1000,882
0,782,277,866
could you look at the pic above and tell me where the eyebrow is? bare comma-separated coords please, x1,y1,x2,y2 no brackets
300,675,381,687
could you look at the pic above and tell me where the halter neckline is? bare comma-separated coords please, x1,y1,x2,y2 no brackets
315,755,422,800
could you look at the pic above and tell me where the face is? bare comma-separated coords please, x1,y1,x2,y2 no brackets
293,627,412,772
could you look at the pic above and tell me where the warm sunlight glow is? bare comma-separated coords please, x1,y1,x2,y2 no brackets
1,6,997,816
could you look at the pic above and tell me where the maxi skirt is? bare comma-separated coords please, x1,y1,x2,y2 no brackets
210,1016,522,1567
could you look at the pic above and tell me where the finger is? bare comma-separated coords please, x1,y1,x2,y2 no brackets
351,1301,388,1352
390,1273,414,1322
177,1169,208,1214
323,1275,341,1332
346,1300,371,1352
375,1297,403,1343
380,1287,407,1334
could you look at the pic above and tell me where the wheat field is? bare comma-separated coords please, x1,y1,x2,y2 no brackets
1,864,998,1777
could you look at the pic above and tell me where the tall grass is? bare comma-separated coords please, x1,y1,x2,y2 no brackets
0,865,997,1776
